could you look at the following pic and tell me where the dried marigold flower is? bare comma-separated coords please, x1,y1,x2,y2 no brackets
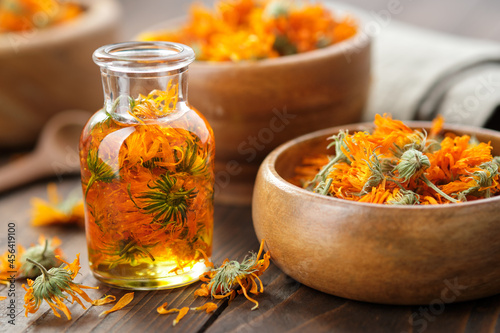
0,0,83,33
31,184,85,228
195,239,271,310
20,236,64,278
295,114,500,204
394,149,430,182
0,244,24,285
139,0,357,61
22,254,98,320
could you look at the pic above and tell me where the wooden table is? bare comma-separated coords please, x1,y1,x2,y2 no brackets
1,1,500,331
0,177,499,333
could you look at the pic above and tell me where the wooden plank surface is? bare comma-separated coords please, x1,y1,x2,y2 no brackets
0,177,500,333
1,0,500,332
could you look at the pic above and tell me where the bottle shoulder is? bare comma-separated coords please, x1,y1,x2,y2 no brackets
81,106,214,147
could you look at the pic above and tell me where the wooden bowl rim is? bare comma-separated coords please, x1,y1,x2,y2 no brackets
137,2,371,69
0,0,120,54
261,120,500,211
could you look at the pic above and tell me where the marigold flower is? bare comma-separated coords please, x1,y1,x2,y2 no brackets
31,184,85,228
22,254,98,320
0,244,24,285
20,235,64,278
139,0,357,61
195,239,270,310
0,0,82,33
1,235,64,282
294,114,500,204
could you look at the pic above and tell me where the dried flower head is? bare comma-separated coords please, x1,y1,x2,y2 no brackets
361,153,386,193
0,244,24,285
31,184,85,227
459,161,499,199
20,236,64,278
307,130,350,191
294,114,499,204
0,0,82,33
139,0,357,61
195,239,270,310
394,149,431,182
22,254,98,320
387,189,420,205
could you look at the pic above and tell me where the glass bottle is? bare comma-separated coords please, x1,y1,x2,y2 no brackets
79,42,215,290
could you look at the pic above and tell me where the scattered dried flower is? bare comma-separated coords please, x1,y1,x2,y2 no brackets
20,236,64,278
22,254,98,320
0,244,24,285
195,239,270,310
31,184,85,228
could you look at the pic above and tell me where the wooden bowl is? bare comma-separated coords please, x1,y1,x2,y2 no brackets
0,0,120,149
253,121,500,305
140,6,371,205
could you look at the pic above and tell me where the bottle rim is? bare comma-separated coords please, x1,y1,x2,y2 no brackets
93,41,195,73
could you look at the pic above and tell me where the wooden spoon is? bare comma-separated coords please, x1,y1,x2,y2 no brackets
0,110,91,193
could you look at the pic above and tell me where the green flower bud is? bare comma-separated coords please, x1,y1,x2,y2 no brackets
395,149,430,182
20,240,60,278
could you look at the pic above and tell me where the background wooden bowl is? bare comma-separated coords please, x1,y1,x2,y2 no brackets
0,0,120,149
253,121,500,305
141,5,371,205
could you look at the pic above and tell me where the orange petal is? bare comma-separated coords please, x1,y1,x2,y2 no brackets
56,254,81,279
173,307,189,326
157,302,177,314
92,295,116,306
236,277,259,310
70,284,98,304
191,302,217,313
0,296,6,301
194,284,209,297
54,297,72,320
99,292,134,317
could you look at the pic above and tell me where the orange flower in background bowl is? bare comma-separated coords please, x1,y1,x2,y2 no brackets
0,0,120,148
252,121,500,304
139,0,371,204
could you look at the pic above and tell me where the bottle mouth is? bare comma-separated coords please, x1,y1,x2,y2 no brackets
93,41,195,74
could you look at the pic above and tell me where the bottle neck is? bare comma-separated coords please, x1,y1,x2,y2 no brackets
100,66,190,121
